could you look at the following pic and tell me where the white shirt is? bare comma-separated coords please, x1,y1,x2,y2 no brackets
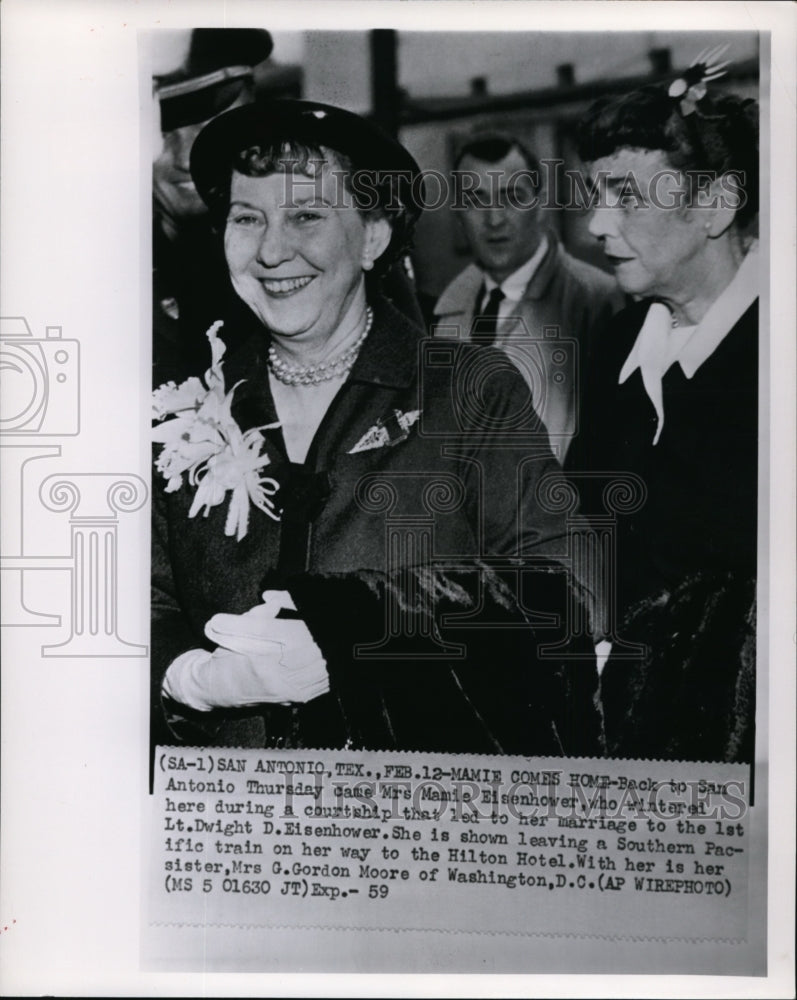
480,235,549,325
618,245,759,445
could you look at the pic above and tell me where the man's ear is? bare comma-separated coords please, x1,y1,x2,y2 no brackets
362,215,393,270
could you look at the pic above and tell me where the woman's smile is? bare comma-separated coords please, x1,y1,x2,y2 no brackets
258,275,316,297
224,165,379,344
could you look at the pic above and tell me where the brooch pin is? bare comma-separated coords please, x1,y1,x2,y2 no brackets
348,409,422,454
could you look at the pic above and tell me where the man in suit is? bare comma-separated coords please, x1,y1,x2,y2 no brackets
433,131,623,458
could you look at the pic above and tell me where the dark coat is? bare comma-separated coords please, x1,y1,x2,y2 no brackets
152,296,602,757
565,299,758,762
152,214,240,389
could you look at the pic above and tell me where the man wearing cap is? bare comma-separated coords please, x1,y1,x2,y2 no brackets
433,131,623,458
152,28,274,386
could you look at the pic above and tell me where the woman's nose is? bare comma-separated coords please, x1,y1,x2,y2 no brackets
588,205,615,239
256,221,293,266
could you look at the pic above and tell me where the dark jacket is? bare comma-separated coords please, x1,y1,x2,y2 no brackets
152,297,602,756
152,214,240,389
565,299,758,762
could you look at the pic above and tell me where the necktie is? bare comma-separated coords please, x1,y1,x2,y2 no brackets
474,286,505,345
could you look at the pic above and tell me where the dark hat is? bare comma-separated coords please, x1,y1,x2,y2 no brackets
189,99,425,225
155,28,273,131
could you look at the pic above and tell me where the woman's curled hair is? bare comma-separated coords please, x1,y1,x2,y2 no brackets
577,86,759,227
206,138,418,276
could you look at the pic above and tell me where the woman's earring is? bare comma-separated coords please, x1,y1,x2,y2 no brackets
362,257,374,271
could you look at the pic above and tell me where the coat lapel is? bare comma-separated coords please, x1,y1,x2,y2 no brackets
432,264,483,329
521,233,560,302
304,298,422,470
432,232,561,328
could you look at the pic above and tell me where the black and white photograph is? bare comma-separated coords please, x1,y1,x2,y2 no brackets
0,1,795,995
149,26,761,765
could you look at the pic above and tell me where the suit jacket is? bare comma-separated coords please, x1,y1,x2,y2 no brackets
152,296,602,757
433,235,623,458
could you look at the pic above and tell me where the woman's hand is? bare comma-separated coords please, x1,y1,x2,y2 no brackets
162,591,328,711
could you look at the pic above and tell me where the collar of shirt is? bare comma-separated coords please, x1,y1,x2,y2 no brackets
481,234,549,312
618,243,759,445
620,243,759,386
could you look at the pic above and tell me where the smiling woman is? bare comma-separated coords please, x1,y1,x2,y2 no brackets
151,100,604,761
224,166,388,358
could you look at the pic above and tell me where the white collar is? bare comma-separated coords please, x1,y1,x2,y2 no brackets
483,235,549,302
619,245,759,445
620,244,759,385
677,245,759,377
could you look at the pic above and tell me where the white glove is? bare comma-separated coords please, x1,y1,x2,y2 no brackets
205,591,315,655
163,591,329,711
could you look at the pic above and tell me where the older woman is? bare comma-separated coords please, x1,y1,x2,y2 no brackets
566,64,759,761
151,100,601,758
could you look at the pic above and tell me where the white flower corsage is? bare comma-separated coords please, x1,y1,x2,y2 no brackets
152,321,281,541
349,409,421,454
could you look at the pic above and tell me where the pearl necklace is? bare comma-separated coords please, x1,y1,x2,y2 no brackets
268,308,373,386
